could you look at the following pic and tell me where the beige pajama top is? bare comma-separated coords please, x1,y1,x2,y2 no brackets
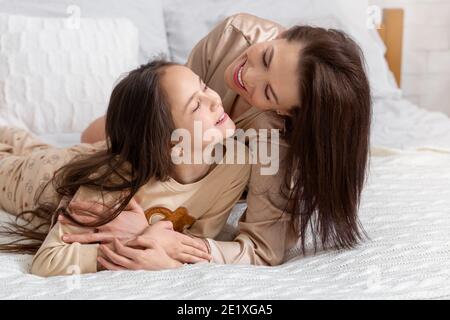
0,126,250,277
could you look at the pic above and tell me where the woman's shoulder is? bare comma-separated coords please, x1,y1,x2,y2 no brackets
227,12,270,28
227,13,285,42
205,13,284,45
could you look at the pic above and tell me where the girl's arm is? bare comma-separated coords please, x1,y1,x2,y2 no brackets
31,220,99,277
31,187,128,277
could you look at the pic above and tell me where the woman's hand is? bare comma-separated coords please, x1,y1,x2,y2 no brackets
97,238,182,271
60,197,148,244
128,220,212,264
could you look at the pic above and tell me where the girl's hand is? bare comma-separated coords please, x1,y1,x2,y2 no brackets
133,220,212,264
97,238,182,271
60,197,149,244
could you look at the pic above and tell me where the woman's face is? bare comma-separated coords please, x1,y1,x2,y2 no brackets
224,38,302,114
161,65,236,147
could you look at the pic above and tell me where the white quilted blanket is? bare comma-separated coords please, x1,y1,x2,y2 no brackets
1,98,450,299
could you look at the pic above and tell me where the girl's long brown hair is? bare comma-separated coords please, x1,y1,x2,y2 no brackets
0,60,177,253
281,26,372,253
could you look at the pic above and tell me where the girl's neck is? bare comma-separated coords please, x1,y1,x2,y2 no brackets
229,95,252,120
171,162,212,184
170,149,218,185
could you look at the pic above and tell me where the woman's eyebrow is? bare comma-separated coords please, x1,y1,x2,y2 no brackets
268,46,274,65
183,76,202,110
268,47,279,105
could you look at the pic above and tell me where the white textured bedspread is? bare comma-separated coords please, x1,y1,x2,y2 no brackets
1,146,450,299
1,97,450,299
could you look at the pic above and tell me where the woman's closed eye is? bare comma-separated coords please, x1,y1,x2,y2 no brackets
262,49,269,68
263,49,271,101
265,86,271,101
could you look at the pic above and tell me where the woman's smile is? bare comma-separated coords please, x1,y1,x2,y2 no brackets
233,55,248,93
233,56,248,93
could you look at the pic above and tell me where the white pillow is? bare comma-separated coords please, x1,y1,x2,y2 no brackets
163,0,400,99
0,14,139,134
0,0,169,64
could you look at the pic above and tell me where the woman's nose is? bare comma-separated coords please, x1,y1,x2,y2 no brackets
245,66,266,89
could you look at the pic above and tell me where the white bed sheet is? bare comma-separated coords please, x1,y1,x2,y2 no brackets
1,97,450,299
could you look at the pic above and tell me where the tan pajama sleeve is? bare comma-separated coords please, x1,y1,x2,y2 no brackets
31,186,123,277
183,162,250,240
31,221,99,277
205,148,294,266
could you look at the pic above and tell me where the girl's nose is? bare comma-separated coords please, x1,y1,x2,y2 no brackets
210,99,221,111
205,92,221,110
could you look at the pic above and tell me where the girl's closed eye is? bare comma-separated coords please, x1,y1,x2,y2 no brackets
193,101,200,112
192,82,208,112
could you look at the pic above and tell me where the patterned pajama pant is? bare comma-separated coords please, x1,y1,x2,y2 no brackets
0,126,96,217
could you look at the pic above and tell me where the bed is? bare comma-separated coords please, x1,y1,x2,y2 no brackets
1,0,450,300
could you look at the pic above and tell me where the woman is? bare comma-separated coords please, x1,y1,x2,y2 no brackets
0,60,251,276
77,13,372,266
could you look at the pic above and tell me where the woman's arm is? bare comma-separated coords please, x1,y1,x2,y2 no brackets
192,138,294,266
31,220,182,276
30,190,186,276
97,222,208,271
59,197,211,264
80,115,106,144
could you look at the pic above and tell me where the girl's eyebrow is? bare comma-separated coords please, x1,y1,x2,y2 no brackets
183,76,202,110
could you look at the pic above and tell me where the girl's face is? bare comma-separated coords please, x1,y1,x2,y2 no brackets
224,38,302,115
161,65,236,147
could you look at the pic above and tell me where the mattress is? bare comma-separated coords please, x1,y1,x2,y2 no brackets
1,97,450,299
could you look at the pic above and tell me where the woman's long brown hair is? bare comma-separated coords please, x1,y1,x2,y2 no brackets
0,60,177,253
281,26,372,253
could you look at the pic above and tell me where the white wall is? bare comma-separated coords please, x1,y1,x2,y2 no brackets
370,0,450,116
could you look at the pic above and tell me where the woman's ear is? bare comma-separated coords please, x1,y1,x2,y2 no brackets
275,108,293,117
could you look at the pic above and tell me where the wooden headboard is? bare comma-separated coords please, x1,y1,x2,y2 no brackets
377,8,404,87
